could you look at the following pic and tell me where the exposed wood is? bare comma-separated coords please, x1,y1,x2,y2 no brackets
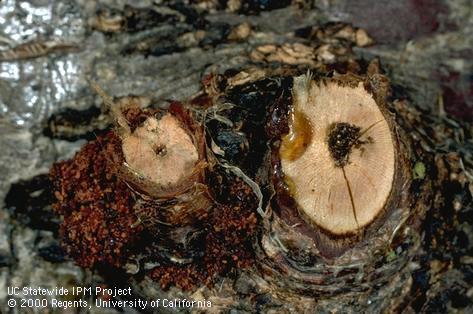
0,1,472,313
280,74,396,235
122,114,199,188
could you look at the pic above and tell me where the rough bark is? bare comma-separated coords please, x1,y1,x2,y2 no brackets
0,1,472,313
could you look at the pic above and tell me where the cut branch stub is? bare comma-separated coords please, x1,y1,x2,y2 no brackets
122,113,199,189
91,83,211,226
90,84,206,199
279,74,396,235
114,103,208,201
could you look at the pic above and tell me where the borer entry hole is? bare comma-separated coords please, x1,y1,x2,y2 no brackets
327,122,369,167
154,145,167,157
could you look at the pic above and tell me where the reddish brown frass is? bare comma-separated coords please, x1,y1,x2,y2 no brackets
50,90,258,290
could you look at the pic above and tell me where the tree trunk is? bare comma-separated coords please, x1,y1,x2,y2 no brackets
1,1,472,313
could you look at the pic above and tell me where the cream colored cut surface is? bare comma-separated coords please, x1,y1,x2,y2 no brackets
281,76,395,235
122,114,199,188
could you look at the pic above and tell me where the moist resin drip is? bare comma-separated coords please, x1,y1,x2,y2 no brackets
279,108,313,162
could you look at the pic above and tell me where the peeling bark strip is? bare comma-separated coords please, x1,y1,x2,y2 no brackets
0,41,78,61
